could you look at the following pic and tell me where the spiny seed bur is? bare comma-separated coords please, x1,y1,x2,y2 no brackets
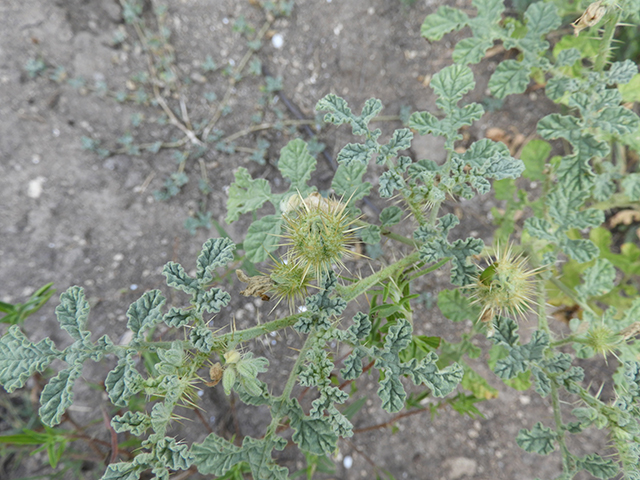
468,245,543,323
280,192,362,283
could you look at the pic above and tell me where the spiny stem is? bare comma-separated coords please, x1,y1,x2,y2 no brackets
266,331,317,437
550,380,574,474
381,229,418,247
595,10,622,72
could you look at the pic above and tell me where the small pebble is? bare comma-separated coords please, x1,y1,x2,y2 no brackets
343,455,353,469
271,33,284,49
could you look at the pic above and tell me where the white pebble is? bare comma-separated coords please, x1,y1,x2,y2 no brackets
343,455,353,469
27,176,46,199
271,33,284,49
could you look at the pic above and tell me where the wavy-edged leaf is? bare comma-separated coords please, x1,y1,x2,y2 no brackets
126,290,165,338
607,60,638,85
348,312,371,341
55,286,90,342
493,317,520,347
555,48,581,67
112,411,150,436
101,462,142,480
622,173,640,201
576,259,616,299
289,400,339,455
449,103,485,132
524,1,560,38
163,307,193,328
431,64,476,111
560,238,599,263
531,366,551,397
555,155,594,202
524,217,557,242
191,433,244,476
0,325,60,392
244,214,282,264
189,324,215,352
378,128,413,162
489,60,531,99
437,289,479,322
39,365,82,427
156,437,194,471
316,94,379,136
420,6,468,41
495,354,527,379
577,454,618,479
516,422,556,455
379,206,402,227
416,361,464,397
192,435,288,480
199,287,231,314
336,143,373,166
225,167,272,223
453,37,494,64
105,354,142,407
341,348,366,380
409,111,443,136
197,237,236,283
162,262,198,295
378,373,406,412
379,169,405,198
594,106,640,135
277,139,316,191
331,161,372,202
521,330,549,362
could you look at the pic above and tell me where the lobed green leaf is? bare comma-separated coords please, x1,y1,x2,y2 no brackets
420,6,468,41
243,214,282,263
277,139,316,191
576,259,616,299
55,286,90,342
0,325,60,393
577,454,618,479
431,64,476,111
489,60,531,99
607,60,638,85
126,290,165,339
39,365,82,427
162,262,199,295
516,422,556,455
101,462,142,480
331,161,372,202
379,206,403,227
524,2,560,38
196,237,236,283
105,354,143,407
225,168,272,224
452,37,494,65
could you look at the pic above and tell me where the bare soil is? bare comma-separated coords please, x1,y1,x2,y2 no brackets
0,1,612,479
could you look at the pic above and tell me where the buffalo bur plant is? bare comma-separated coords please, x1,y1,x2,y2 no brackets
3,0,640,478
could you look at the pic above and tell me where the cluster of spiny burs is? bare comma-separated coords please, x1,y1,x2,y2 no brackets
238,192,360,312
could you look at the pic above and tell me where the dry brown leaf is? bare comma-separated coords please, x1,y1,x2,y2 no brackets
610,210,640,228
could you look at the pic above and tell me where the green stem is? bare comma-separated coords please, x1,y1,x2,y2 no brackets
550,380,574,474
408,257,450,281
536,277,550,335
594,10,621,72
266,332,317,436
338,251,422,300
381,229,418,247
548,277,595,316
